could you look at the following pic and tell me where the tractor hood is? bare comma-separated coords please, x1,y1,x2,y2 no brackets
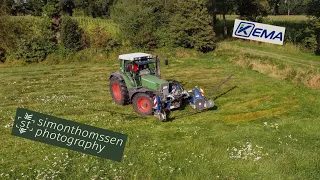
141,75,169,95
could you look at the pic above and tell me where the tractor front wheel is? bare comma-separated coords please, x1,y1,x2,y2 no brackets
110,76,129,105
132,93,153,116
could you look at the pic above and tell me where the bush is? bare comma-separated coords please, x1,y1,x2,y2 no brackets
111,0,166,50
88,25,121,54
0,14,19,62
15,38,56,63
60,16,84,51
170,0,216,52
12,17,57,63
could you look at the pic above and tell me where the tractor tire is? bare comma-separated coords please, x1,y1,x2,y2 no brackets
110,76,129,105
132,93,153,116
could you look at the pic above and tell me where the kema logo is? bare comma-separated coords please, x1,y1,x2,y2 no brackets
233,19,286,45
235,22,255,38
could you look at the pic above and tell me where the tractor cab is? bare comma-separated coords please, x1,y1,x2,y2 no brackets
118,53,167,90
120,53,156,77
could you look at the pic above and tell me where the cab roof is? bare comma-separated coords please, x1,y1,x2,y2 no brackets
118,53,153,61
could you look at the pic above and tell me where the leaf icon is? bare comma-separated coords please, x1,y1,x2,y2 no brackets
24,113,33,121
19,127,27,134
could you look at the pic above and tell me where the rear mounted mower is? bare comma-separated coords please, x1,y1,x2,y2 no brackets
109,53,231,121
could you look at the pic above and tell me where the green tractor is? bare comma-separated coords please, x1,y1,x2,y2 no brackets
109,53,215,121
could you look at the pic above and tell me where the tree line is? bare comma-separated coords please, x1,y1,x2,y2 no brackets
0,0,320,64
2,0,314,17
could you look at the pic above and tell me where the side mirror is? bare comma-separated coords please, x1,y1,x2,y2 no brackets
165,58,168,65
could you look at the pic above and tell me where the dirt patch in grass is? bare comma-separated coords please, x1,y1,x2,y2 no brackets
305,74,320,89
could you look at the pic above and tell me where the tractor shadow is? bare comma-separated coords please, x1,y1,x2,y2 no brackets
165,106,218,122
212,86,238,101
165,86,237,122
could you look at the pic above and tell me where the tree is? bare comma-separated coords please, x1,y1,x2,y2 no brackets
207,0,235,25
276,0,309,15
60,16,84,51
282,0,308,15
170,0,216,52
42,0,61,18
25,0,45,16
11,0,26,15
14,19,57,63
111,0,167,49
1,0,7,15
0,0,21,62
74,0,90,16
42,0,61,45
61,0,75,16
216,0,235,36
236,0,269,21
268,0,281,14
307,0,320,55
3,0,14,15
0,0,10,62
207,0,217,27
90,0,114,18
74,0,114,17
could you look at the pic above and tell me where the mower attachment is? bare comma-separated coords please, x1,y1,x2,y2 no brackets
153,86,214,121
188,87,214,110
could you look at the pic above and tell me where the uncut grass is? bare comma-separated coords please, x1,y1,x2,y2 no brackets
218,40,320,89
229,40,320,63
0,52,320,179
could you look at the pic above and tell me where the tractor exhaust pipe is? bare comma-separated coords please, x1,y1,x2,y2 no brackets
156,55,161,78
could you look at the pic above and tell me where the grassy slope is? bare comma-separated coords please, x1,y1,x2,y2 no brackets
217,40,320,89
1,43,320,179
227,41,320,64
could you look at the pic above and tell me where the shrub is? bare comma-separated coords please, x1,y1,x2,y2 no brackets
42,0,60,18
13,17,57,63
0,14,19,62
15,38,56,63
60,16,84,51
170,0,216,52
111,0,166,50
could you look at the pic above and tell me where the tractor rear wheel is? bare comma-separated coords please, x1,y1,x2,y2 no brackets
132,93,153,116
110,76,129,105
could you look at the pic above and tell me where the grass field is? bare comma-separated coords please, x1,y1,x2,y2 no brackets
1,40,320,179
